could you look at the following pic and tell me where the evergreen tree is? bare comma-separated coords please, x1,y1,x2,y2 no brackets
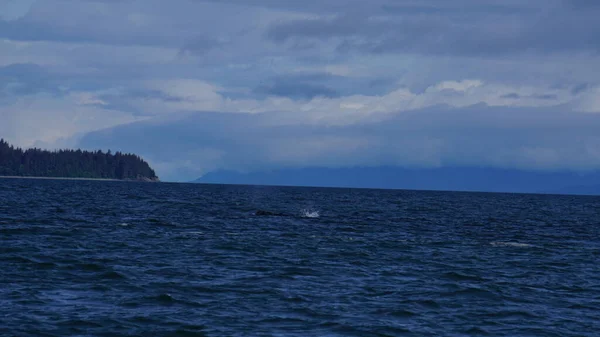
0,139,158,180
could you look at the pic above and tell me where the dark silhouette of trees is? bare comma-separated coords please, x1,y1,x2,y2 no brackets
0,139,158,180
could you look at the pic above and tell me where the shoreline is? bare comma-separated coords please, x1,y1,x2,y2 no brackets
0,176,158,182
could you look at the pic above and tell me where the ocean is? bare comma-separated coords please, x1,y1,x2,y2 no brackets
1,178,599,336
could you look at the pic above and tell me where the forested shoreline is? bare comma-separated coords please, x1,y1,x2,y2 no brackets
0,139,158,181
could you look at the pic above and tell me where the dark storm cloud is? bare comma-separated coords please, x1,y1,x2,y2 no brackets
0,18,177,47
266,0,600,56
179,35,223,56
197,0,542,15
0,63,61,96
571,83,590,95
93,89,188,116
3,0,599,180
380,4,532,15
254,75,340,100
501,93,559,100
251,72,395,99
266,15,373,43
195,0,373,13
533,94,559,100
4,0,597,56
565,0,600,9
501,93,521,99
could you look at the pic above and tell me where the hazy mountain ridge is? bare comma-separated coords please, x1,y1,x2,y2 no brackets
77,106,600,183
194,167,600,195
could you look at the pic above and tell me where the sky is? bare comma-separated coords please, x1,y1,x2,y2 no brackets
1,0,599,181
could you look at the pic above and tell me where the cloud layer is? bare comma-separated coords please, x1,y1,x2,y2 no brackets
1,0,599,180
78,103,600,182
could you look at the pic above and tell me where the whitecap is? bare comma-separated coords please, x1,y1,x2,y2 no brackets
301,209,320,218
490,241,533,248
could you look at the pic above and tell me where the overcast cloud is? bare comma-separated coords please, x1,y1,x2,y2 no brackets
0,0,599,180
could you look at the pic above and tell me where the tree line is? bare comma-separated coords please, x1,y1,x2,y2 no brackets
0,139,158,180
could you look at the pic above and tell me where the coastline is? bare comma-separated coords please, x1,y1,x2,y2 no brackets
0,176,159,182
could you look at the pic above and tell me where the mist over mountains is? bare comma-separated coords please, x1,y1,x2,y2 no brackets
194,166,600,195
78,105,600,186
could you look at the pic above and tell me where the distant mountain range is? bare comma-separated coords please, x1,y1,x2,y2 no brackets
193,167,600,195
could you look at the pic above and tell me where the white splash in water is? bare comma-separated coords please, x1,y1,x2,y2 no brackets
490,241,532,248
301,209,320,218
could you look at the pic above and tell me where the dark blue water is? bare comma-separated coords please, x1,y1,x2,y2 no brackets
1,178,599,336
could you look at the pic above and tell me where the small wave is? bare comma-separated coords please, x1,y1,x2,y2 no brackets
490,241,533,248
443,271,484,282
170,329,208,337
462,327,490,335
101,271,126,280
178,231,205,239
301,209,320,218
415,300,441,309
255,210,286,216
78,263,104,272
147,218,177,227
56,319,103,328
494,310,541,319
137,293,204,308
375,308,417,318
449,287,500,300
6,256,57,269
279,266,320,277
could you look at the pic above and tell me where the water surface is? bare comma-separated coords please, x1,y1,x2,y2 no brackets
1,179,599,336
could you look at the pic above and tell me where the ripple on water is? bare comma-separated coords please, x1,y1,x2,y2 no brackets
1,179,599,336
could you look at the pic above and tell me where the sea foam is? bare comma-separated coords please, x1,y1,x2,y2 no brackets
490,242,533,248
301,209,320,218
